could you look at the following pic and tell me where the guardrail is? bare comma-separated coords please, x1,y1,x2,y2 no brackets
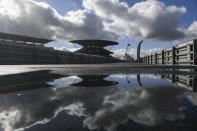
141,39,197,65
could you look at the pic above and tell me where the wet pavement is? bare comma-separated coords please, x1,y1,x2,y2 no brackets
0,65,197,131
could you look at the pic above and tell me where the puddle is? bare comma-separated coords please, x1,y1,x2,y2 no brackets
0,70,196,131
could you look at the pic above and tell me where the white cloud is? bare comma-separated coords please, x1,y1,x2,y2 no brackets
83,0,188,41
187,21,197,38
0,0,196,48
83,87,185,131
0,0,118,42
54,47,80,52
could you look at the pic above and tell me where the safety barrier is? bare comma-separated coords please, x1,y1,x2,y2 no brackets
141,40,197,65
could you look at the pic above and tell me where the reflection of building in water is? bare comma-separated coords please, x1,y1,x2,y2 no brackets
71,75,118,87
161,74,197,92
0,71,65,93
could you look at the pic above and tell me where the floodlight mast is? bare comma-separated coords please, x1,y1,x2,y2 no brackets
124,43,130,61
126,43,130,54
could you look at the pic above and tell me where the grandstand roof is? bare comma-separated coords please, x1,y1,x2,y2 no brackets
70,40,118,47
0,32,53,44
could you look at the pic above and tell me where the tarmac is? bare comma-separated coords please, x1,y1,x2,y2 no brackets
0,62,197,76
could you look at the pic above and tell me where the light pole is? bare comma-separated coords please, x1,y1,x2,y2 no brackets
124,43,130,61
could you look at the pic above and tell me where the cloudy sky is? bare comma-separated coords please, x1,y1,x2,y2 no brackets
0,0,197,58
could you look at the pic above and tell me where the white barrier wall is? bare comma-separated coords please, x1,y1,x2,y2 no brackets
142,40,197,65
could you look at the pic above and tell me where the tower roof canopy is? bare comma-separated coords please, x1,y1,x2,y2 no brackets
0,32,53,44
70,40,118,47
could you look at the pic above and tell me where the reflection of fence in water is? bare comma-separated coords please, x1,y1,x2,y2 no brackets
135,74,197,92
160,74,197,92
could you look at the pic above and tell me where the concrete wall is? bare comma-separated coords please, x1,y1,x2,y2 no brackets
142,40,197,65
0,40,120,64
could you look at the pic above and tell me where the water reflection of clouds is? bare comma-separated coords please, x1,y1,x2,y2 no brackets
61,102,88,117
0,86,188,131
84,87,186,131
0,72,196,131
0,83,118,131
48,76,82,89
0,108,21,131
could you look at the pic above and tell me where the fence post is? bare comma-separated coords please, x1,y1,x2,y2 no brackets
194,40,197,65
147,56,149,64
172,46,176,65
155,53,157,64
146,56,147,64
162,50,164,65
193,75,197,92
